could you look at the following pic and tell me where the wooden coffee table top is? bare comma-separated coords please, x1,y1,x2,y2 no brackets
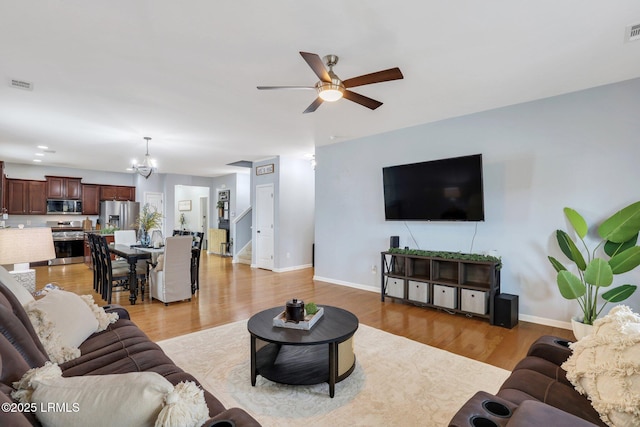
247,305,359,345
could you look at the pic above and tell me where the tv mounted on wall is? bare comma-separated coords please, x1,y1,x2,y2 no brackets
382,154,484,221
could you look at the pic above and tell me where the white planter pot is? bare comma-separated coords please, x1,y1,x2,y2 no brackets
571,317,594,340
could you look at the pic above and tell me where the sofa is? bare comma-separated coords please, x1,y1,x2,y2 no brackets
0,267,260,427
449,335,605,427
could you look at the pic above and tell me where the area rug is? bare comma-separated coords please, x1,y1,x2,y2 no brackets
158,320,510,426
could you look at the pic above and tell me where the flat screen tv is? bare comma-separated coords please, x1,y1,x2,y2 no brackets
382,154,484,221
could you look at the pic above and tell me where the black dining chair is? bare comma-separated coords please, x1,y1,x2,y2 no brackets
95,234,147,304
190,231,204,294
87,233,102,294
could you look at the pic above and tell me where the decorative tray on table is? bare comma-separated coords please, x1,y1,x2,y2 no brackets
273,307,324,330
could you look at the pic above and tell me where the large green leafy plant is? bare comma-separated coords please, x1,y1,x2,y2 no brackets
548,201,640,325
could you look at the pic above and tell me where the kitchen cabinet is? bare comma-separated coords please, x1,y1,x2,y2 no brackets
99,185,135,201
6,179,46,214
46,176,82,199
81,184,100,215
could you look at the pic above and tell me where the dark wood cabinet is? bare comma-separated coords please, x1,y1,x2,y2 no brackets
99,185,135,201
81,184,100,215
46,176,82,199
6,179,46,214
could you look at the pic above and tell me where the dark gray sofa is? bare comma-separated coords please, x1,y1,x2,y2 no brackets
0,271,260,427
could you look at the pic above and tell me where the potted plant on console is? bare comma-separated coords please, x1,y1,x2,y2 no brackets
548,201,640,339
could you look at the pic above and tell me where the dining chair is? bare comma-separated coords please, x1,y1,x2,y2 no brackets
148,235,192,306
87,233,101,294
190,231,204,294
95,234,147,304
114,229,138,246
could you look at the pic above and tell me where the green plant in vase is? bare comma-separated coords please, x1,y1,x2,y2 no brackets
134,203,162,246
548,201,640,328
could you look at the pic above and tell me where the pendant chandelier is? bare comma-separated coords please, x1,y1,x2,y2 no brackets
132,137,155,179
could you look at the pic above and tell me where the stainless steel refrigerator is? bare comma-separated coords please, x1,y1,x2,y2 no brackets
100,201,140,230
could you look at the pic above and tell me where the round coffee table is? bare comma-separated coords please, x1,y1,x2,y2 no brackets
247,305,359,398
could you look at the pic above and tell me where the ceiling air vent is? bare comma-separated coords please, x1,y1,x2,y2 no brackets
625,23,640,42
10,79,34,91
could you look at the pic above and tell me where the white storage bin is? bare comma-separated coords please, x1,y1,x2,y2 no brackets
385,278,405,298
408,281,428,303
461,289,488,314
433,284,457,309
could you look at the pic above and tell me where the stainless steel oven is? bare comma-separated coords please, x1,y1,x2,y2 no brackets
47,221,85,265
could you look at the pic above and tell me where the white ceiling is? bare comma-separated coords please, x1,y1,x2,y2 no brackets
1,1,639,177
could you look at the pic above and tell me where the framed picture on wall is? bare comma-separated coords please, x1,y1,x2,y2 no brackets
256,163,274,175
178,200,192,211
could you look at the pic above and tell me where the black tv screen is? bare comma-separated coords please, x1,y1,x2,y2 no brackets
383,154,484,221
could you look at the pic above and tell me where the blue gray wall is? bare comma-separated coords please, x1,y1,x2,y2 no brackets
314,78,640,327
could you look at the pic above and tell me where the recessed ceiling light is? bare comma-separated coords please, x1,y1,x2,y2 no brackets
37,145,48,150
33,159,42,163
35,153,44,156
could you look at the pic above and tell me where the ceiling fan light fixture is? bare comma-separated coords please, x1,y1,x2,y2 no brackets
316,82,344,102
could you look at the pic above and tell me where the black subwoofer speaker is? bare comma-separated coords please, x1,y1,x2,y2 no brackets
390,236,400,248
494,293,519,329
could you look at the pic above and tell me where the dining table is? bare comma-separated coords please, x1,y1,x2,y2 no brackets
108,244,154,305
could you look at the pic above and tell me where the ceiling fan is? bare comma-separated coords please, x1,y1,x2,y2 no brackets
257,51,403,114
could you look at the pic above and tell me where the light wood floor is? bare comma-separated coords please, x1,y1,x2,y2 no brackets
34,253,573,371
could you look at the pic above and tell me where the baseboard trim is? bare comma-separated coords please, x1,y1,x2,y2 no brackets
313,275,379,293
519,314,571,330
313,275,572,331
274,264,313,273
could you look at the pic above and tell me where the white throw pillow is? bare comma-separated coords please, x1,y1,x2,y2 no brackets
562,305,640,427
25,290,106,363
0,265,35,306
12,362,209,427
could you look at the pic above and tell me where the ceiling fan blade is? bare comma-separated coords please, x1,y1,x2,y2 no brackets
299,52,331,82
342,67,404,88
343,90,383,110
303,97,323,114
257,86,315,90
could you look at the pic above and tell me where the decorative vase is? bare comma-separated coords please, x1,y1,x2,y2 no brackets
571,317,594,341
138,229,151,247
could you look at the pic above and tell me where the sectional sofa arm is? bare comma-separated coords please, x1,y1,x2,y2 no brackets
449,391,599,427
101,304,130,320
506,400,600,426
202,407,262,427
525,335,573,366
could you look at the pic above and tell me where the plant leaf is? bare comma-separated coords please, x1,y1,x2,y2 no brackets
564,207,588,239
557,270,586,299
548,256,567,272
604,234,638,257
556,230,586,270
597,201,640,243
602,284,637,302
609,246,640,274
584,258,613,287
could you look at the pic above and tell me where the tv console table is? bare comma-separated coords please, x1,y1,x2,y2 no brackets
381,250,501,324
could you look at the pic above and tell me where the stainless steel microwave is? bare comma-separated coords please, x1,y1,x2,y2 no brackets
46,199,83,215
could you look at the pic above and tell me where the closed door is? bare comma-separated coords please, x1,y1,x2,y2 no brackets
255,184,274,270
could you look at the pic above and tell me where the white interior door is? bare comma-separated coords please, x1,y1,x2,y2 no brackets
255,184,274,270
